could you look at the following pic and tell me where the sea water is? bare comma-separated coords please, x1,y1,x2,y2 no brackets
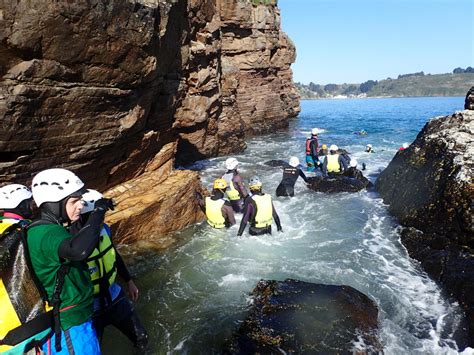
104,97,471,355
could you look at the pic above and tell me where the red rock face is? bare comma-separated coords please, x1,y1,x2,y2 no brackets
0,0,299,241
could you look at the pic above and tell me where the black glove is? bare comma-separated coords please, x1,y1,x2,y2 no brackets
94,198,115,212
278,227,283,232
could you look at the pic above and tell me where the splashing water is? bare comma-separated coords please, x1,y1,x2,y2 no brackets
104,97,472,354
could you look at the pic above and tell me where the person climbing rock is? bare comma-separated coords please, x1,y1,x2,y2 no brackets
305,128,320,172
221,158,248,213
70,189,148,351
276,157,308,197
27,168,113,355
237,176,282,236
342,159,373,187
322,145,348,177
197,179,236,229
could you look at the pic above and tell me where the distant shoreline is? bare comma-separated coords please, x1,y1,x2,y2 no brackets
300,95,465,101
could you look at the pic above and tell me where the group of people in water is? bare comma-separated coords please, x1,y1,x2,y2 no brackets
1,129,410,354
197,127,386,235
0,169,147,354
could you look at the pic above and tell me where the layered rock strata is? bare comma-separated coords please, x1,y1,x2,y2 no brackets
0,0,299,242
376,109,473,347
225,279,382,353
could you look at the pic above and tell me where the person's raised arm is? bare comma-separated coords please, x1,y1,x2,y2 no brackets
58,199,113,261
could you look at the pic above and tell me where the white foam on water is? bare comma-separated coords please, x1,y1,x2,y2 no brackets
218,274,248,287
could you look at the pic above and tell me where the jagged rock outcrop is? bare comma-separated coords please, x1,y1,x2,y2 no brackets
225,279,382,354
465,86,474,110
0,0,299,242
376,109,474,347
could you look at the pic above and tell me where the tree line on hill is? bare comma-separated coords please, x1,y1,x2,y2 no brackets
297,68,474,99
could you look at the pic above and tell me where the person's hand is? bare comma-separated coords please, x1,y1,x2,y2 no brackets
278,227,283,233
237,232,242,237
94,198,115,212
127,280,139,302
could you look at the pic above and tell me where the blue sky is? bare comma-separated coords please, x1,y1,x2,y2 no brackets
278,0,474,84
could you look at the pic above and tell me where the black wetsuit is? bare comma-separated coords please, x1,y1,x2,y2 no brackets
276,166,308,197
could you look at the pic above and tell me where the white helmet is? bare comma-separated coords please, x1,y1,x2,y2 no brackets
329,144,338,151
0,184,32,209
225,157,239,170
349,159,358,168
402,143,409,149
80,189,103,214
289,156,300,167
311,128,321,135
366,144,373,148
32,168,85,207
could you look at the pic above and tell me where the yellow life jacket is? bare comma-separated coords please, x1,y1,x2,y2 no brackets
86,225,117,297
327,154,341,173
0,221,53,353
252,194,273,228
222,173,240,201
205,197,226,229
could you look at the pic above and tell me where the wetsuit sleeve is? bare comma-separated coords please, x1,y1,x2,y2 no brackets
222,202,236,227
115,251,132,282
234,175,249,198
322,156,328,176
339,156,348,171
310,139,319,160
58,208,106,261
272,203,282,231
237,203,253,236
298,169,308,183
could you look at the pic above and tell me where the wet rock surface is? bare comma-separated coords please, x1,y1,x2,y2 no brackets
225,279,382,354
376,108,474,347
307,173,372,193
0,0,299,242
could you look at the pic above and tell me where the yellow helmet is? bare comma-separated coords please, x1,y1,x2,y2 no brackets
248,176,262,190
213,178,228,190
322,144,327,149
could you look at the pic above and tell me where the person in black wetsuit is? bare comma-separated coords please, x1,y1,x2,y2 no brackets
238,176,282,236
276,156,308,197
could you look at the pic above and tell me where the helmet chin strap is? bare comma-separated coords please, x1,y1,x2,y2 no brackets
41,198,71,225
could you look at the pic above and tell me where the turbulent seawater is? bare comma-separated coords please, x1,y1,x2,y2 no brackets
104,97,471,355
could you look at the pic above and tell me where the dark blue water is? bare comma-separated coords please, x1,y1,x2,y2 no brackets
105,97,470,355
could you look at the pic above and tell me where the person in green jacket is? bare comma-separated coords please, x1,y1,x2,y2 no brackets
27,168,113,354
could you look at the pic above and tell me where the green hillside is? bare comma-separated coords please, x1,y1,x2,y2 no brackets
297,72,474,99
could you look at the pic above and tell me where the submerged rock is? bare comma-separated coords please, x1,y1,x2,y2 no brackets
307,172,372,193
264,159,290,168
376,108,474,347
225,279,382,354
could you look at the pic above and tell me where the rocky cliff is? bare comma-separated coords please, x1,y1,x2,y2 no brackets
376,107,474,348
0,0,300,243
